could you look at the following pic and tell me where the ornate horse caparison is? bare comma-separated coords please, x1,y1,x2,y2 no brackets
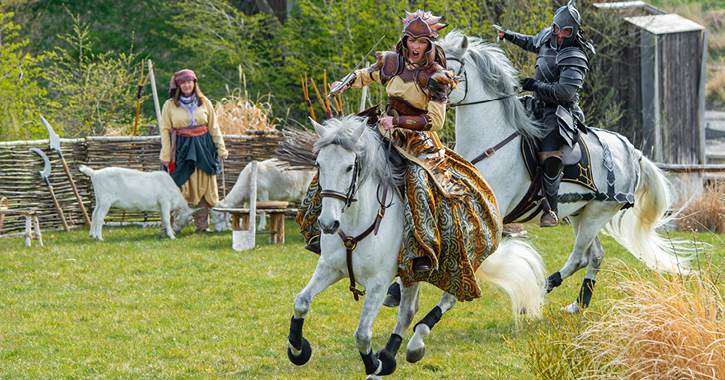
287,116,545,378
439,31,692,313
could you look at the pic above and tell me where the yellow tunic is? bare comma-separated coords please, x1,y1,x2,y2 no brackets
159,96,228,205
350,65,450,195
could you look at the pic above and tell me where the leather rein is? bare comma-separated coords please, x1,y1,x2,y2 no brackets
446,57,517,108
318,155,392,301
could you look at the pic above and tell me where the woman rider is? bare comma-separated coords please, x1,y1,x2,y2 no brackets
297,10,502,303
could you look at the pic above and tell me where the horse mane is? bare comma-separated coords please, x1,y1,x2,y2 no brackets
440,30,543,140
313,115,406,189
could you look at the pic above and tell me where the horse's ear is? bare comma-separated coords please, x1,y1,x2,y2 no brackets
460,35,469,50
311,117,325,137
351,122,365,143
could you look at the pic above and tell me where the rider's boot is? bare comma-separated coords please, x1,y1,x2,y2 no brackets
539,152,563,227
304,235,321,254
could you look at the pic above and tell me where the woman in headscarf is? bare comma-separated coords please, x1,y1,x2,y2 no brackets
160,69,228,232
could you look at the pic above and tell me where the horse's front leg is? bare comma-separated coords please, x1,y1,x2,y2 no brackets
355,278,398,377
406,292,457,363
288,259,343,365
382,281,421,358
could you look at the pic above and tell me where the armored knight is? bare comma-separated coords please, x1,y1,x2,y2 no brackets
496,0,595,227
297,10,502,304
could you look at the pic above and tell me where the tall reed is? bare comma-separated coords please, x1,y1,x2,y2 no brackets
573,258,725,379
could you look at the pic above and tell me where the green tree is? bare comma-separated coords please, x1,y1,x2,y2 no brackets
0,10,44,141
42,12,148,137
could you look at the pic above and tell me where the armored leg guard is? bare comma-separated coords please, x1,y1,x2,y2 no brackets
540,153,563,227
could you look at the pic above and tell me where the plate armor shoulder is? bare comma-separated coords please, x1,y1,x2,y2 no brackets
371,51,405,84
533,27,552,49
423,64,453,103
556,47,589,70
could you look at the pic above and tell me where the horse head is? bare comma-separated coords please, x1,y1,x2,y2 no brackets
312,116,367,234
311,115,402,235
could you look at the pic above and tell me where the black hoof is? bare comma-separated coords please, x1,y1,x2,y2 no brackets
382,294,400,308
375,349,397,376
287,337,312,365
406,346,425,363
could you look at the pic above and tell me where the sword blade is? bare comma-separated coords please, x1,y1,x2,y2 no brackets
328,35,386,98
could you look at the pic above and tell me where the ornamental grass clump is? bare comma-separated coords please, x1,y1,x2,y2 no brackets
215,75,278,135
573,259,725,380
675,180,725,234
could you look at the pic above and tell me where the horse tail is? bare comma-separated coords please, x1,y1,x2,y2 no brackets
603,155,693,274
476,238,546,320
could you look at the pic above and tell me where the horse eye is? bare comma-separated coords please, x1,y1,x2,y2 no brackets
346,165,353,173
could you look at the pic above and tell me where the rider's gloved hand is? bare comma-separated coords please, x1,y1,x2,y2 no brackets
519,78,536,91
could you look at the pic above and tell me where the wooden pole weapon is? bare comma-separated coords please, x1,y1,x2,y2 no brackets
310,77,332,120
301,73,316,121
133,60,146,136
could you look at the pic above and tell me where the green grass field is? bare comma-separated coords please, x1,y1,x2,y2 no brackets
0,220,721,379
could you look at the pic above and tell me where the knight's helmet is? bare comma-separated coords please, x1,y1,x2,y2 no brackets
550,0,582,51
400,10,448,66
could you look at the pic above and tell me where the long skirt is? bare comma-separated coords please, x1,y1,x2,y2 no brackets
170,132,222,205
297,146,502,302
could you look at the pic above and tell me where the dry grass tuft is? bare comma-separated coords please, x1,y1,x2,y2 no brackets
707,61,725,105
573,260,725,380
214,87,278,135
675,181,725,234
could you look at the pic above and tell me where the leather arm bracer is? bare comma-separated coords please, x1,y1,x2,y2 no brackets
393,114,433,131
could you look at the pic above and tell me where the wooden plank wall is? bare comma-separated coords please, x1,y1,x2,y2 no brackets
658,30,703,164
0,133,282,234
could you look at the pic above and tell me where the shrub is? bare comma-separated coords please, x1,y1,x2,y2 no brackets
42,11,148,137
675,180,725,234
572,259,725,379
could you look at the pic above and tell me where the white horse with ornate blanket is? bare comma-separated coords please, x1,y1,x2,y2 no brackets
286,116,545,378
439,31,693,313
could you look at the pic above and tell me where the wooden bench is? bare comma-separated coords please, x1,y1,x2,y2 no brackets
213,203,296,244
0,209,43,247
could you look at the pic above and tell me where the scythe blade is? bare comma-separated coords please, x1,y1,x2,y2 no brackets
29,147,51,183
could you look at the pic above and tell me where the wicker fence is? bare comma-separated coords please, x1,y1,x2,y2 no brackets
0,132,282,234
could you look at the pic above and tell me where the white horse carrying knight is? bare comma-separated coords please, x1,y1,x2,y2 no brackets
285,3,692,378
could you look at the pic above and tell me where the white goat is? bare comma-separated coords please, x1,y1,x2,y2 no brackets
79,165,196,240
211,158,315,231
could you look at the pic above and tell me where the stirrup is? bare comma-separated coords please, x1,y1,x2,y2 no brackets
540,210,559,227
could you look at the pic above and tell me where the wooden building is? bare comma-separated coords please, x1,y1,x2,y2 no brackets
593,2,708,164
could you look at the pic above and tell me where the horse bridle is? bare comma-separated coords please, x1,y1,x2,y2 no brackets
445,55,521,164
319,157,360,212
317,154,391,301
446,56,518,108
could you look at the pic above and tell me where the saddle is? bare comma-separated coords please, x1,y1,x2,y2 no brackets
503,136,597,224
